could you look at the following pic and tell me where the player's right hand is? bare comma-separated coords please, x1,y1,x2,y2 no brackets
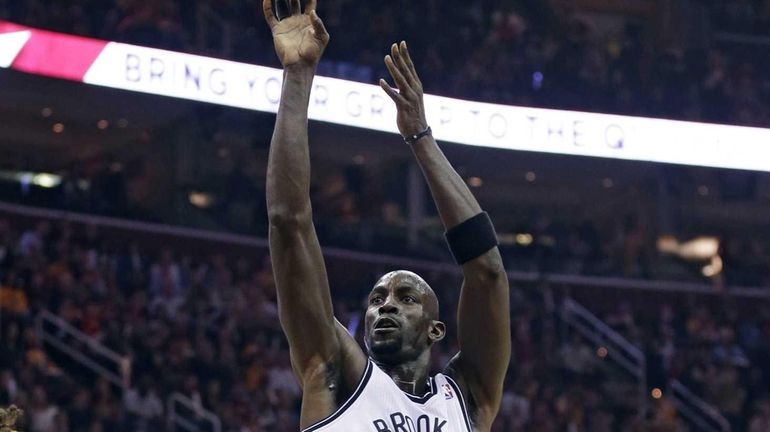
263,0,329,70
380,41,429,138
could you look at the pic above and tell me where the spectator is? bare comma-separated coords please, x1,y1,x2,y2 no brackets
29,386,62,432
123,375,164,432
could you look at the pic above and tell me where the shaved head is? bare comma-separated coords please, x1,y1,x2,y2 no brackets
365,270,445,365
374,270,439,320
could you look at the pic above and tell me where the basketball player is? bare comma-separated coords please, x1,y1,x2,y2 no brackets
263,1,511,430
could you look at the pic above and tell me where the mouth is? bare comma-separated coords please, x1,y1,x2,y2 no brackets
373,317,400,333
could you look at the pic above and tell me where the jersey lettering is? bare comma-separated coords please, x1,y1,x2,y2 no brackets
371,412,448,432
304,362,468,432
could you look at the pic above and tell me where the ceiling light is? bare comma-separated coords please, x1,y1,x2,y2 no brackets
515,233,533,246
702,256,723,278
189,192,215,209
32,173,61,188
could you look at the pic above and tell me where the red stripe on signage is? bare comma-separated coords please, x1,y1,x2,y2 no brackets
10,28,107,81
0,21,28,33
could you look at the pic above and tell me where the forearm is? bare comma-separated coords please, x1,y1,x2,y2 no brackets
410,136,482,229
266,67,316,222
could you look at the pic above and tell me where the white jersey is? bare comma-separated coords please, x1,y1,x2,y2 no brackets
302,360,473,432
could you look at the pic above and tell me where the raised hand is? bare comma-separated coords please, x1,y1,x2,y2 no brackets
263,0,329,69
380,41,429,138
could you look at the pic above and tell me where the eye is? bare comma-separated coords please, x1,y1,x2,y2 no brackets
370,296,384,305
402,296,416,304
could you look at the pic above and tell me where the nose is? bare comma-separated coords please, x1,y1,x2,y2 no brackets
378,298,399,315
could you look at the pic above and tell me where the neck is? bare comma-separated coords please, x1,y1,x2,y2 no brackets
374,353,431,396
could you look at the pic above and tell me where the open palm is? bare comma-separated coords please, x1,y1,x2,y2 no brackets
263,0,329,68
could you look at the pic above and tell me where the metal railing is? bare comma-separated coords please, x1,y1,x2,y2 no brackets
561,298,647,414
35,310,131,389
561,298,730,430
0,201,767,299
168,392,222,432
670,380,730,432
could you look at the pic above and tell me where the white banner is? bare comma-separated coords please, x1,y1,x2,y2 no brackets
0,30,30,68
81,43,770,172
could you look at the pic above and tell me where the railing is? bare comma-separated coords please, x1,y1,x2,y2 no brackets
561,299,730,430
35,310,131,389
714,32,770,47
167,392,222,432
670,380,731,432
561,298,647,415
0,201,768,299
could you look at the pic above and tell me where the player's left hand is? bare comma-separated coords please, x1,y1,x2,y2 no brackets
380,41,429,138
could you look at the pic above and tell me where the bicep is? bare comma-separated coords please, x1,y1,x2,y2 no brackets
269,220,340,377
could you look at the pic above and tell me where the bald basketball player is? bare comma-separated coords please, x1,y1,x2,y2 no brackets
263,1,511,431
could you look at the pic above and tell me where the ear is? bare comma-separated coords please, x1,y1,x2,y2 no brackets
428,320,446,344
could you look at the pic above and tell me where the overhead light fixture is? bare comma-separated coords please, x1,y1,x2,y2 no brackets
0,171,62,188
525,171,536,182
515,233,533,246
32,173,61,188
657,235,719,260
702,256,723,278
189,192,215,209
468,177,483,188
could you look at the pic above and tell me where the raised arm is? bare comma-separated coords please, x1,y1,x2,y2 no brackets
263,0,339,385
380,42,511,426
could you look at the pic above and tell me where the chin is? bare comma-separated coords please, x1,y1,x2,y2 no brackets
368,338,402,360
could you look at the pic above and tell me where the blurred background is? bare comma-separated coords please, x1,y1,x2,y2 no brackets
0,0,769,431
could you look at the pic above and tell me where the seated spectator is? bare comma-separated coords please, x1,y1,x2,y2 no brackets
123,375,164,432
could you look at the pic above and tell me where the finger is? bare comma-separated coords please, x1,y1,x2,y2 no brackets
275,0,291,20
379,79,406,105
391,42,414,84
262,0,278,29
310,11,329,42
385,54,410,93
305,0,317,13
290,0,301,15
400,41,421,84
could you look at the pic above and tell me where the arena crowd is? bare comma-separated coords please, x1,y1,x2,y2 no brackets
0,218,768,431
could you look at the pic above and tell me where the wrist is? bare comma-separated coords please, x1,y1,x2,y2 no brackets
403,126,432,145
284,63,318,80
